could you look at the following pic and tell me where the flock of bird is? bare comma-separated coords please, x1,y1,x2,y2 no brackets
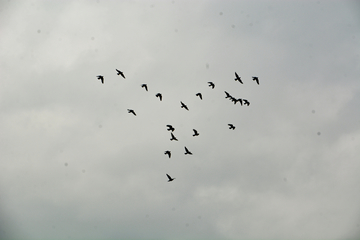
96,70,259,182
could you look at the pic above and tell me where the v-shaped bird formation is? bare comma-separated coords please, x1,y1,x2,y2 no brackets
96,69,260,182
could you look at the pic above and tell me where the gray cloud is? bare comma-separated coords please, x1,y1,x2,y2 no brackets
0,0,359,239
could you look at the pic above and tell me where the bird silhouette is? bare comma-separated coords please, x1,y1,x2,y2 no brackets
228,124,235,130
166,125,175,132
230,96,237,104
208,82,215,89
141,84,148,91
252,76,259,85
243,99,250,106
170,132,178,141
127,109,136,116
235,72,243,84
184,146,192,155
166,174,175,182
116,69,126,79
164,151,171,158
236,98,243,106
156,93,162,101
97,75,104,84
196,93,202,100
180,101,189,111
192,129,199,137
225,91,231,99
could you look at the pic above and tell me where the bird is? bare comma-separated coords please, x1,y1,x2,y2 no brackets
208,82,215,89
141,84,148,91
116,69,126,79
230,96,237,104
127,109,136,116
234,72,243,84
228,124,235,130
184,146,192,155
166,174,175,182
156,93,162,101
170,132,178,141
252,76,259,85
180,101,189,111
224,91,231,99
192,129,199,137
243,99,250,106
164,151,171,158
97,75,104,84
196,93,202,100
236,98,243,106
166,125,175,132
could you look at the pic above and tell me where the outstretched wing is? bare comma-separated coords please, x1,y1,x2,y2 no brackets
166,174,172,180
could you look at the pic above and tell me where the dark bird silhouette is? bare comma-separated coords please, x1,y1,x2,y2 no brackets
166,174,175,182
196,93,202,100
166,125,175,132
180,101,189,111
230,96,237,104
235,72,243,84
225,91,231,99
236,98,243,106
156,93,162,101
170,132,178,141
243,99,250,106
97,75,104,84
228,124,235,130
252,76,259,85
127,109,136,116
192,129,199,137
141,84,148,91
184,146,192,155
208,82,215,89
116,69,126,79
164,151,171,158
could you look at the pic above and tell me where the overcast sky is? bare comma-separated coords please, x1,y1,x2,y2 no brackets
1,0,360,239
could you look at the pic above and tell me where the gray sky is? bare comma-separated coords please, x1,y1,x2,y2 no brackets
1,0,360,239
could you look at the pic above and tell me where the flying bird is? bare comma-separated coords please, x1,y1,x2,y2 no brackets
228,124,235,130
252,76,259,85
243,99,250,106
196,93,202,100
170,132,178,141
97,75,104,84
230,96,237,104
224,91,231,99
184,146,192,155
116,69,126,79
208,82,215,89
156,93,162,101
141,84,148,91
236,98,243,106
192,129,199,137
166,125,175,132
127,109,136,116
180,101,189,111
235,72,243,84
164,151,171,158
166,174,175,182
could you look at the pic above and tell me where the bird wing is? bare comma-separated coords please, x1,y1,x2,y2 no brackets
235,72,239,79
166,174,172,180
